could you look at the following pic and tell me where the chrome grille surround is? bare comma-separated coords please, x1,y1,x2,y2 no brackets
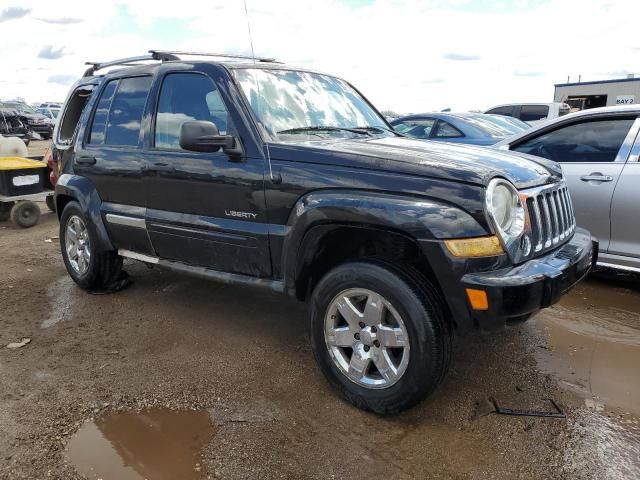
521,181,576,257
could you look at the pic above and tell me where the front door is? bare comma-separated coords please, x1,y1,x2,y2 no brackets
512,116,639,251
142,71,270,277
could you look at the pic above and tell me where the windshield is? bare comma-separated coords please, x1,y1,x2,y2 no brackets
234,68,390,140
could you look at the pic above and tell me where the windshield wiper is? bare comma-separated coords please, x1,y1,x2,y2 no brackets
354,125,404,136
277,126,371,136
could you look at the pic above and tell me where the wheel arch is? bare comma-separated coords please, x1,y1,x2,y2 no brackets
55,174,114,252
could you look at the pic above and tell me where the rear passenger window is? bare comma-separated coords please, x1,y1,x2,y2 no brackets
105,76,152,146
520,105,549,122
155,73,230,150
486,106,514,117
434,121,463,138
391,119,435,138
88,81,117,144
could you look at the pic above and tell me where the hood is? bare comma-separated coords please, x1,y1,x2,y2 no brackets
270,136,562,189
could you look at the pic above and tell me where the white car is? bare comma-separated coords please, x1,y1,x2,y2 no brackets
485,102,571,125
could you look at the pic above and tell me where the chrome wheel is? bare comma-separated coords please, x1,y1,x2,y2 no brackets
324,288,410,389
65,215,91,275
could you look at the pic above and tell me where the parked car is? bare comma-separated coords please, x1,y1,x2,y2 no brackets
390,112,527,145
0,101,54,139
485,102,571,125
36,107,61,122
52,51,595,414
0,107,30,145
39,102,63,109
495,104,640,272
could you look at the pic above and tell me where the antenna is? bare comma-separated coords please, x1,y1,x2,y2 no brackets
243,0,256,63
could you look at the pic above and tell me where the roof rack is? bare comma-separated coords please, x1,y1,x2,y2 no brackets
83,51,179,77
83,50,277,77
148,50,276,63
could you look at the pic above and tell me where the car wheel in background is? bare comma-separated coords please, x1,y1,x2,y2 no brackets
10,201,40,228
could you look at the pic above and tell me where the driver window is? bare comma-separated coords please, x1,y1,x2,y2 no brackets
392,119,435,139
155,73,231,150
513,118,635,163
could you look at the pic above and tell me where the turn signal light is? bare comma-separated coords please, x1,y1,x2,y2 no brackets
466,288,489,311
444,236,504,258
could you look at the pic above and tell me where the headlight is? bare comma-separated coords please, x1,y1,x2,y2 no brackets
485,178,525,242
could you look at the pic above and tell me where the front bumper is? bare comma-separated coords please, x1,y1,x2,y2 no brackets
460,228,596,329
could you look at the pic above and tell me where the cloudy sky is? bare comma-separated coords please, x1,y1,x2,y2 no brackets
1,0,639,113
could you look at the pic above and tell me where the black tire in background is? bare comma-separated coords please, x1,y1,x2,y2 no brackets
10,201,40,228
309,261,452,415
59,201,122,291
0,201,13,222
45,195,56,212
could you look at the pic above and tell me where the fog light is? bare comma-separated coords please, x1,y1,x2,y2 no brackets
466,288,489,311
444,236,504,258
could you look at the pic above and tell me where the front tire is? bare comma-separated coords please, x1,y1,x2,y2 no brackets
309,261,452,414
60,201,122,291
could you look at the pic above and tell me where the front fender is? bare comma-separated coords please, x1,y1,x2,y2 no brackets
281,189,487,287
55,174,114,252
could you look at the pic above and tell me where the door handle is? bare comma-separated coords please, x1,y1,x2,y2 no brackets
580,174,613,182
76,155,96,165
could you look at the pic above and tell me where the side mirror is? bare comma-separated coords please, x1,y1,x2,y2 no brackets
179,121,243,157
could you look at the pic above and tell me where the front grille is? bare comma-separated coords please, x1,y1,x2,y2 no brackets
524,182,576,254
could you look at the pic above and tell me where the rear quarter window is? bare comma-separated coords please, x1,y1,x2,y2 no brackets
57,85,95,145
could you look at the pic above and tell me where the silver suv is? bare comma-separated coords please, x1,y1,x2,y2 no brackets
495,105,640,272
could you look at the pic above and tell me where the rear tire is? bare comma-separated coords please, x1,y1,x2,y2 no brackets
309,261,452,414
10,201,40,228
60,201,122,291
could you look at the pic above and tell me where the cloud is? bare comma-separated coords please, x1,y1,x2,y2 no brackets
35,17,84,24
47,74,77,86
38,45,67,60
0,6,31,22
442,52,480,61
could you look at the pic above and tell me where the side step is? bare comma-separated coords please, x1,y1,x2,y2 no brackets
118,249,285,293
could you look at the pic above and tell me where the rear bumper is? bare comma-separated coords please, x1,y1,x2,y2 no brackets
460,228,596,328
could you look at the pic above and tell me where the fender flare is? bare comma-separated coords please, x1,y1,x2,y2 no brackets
281,189,487,290
55,174,114,252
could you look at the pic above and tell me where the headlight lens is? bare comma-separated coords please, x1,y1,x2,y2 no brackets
486,178,525,240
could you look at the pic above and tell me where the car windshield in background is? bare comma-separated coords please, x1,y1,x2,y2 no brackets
485,114,530,134
461,115,516,137
234,68,389,140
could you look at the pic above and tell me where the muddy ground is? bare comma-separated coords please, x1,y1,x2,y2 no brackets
1,142,639,479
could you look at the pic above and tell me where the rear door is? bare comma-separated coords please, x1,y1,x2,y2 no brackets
141,68,271,277
511,116,640,251
75,75,155,254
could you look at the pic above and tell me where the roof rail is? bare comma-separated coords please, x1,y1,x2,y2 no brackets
82,51,180,77
148,49,276,63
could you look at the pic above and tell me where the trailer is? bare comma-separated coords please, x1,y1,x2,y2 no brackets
554,77,640,112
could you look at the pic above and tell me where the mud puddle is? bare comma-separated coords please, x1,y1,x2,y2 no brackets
66,409,213,480
533,275,640,415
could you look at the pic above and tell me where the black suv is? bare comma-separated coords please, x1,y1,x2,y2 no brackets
52,51,595,414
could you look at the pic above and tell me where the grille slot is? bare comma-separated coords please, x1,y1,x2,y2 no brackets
524,182,575,254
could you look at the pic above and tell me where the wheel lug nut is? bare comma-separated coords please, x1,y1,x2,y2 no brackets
354,332,360,340
373,340,380,348
363,345,370,352
371,326,377,333
358,321,365,328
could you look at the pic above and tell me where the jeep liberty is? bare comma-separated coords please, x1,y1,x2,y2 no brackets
52,51,595,414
